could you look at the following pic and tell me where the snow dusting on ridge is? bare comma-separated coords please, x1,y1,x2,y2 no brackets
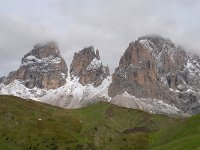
0,75,112,108
111,91,188,116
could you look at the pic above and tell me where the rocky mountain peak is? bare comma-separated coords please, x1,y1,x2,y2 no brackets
3,42,68,89
70,46,110,86
109,35,200,115
25,42,60,59
136,35,177,57
138,35,174,46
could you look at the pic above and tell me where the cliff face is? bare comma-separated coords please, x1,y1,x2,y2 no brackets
3,42,68,89
109,36,200,114
70,46,110,86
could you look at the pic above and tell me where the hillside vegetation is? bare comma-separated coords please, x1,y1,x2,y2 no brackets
0,95,200,150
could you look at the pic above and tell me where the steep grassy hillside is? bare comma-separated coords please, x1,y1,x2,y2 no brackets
0,95,82,150
150,114,200,150
0,95,200,150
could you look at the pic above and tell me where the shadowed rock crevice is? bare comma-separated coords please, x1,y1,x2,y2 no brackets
123,126,151,134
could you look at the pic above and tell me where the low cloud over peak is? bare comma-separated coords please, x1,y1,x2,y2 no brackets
0,0,200,76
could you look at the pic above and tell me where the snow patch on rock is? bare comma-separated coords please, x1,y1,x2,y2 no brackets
87,58,102,70
21,55,62,67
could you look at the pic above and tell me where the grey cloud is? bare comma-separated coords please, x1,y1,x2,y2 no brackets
0,0,200,76
0,14,59,76
56,0,200,69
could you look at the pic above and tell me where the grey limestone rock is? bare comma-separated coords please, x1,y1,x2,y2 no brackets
3,42,68,89
70,46,110,86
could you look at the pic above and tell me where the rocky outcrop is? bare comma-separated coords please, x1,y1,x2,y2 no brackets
0,76,5,84
70,46,110,86
109,35,200,115
3,42,68,89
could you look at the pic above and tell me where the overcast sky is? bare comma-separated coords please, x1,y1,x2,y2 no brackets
0,0,200,76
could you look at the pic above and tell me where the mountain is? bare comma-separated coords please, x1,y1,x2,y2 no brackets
0,45,111,108
109,35,200,115
3,42,68,89
1,95,200,150
1,35,200,116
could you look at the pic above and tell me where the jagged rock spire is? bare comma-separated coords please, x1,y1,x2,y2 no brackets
70,46,110,86
96,49,100,60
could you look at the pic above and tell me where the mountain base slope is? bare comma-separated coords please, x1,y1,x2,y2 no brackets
0,95,200,150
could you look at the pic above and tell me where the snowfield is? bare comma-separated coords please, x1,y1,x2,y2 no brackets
0,75,112,108
0,74,189,116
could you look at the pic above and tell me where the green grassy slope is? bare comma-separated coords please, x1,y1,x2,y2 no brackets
150,114,200,150
0,95,200,150
0,96,83,150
